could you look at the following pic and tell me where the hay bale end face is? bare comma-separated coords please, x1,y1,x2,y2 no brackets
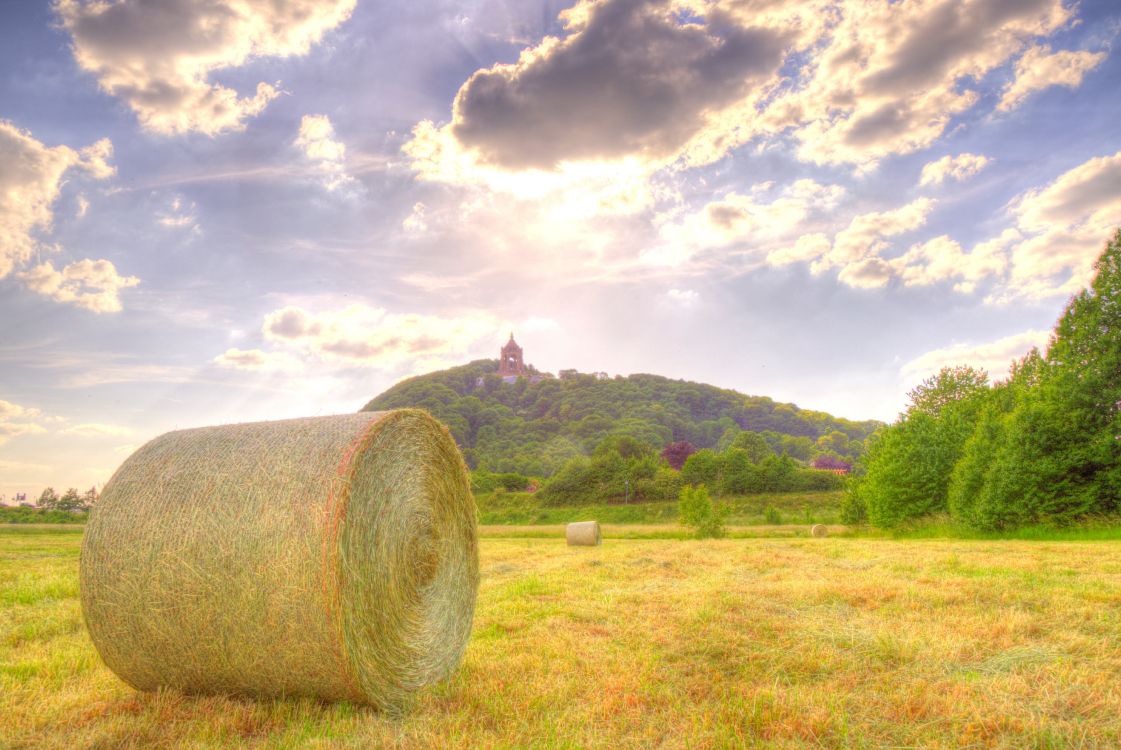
811,524,828,538
566,520,601,546
80,410,479,710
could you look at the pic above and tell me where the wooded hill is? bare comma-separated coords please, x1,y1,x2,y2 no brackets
362,361,882,477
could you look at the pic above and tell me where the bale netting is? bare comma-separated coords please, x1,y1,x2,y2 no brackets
566,520,601,546
80,409,479,711
811,524,828,538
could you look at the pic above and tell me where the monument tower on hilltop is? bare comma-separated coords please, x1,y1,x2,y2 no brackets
498,332,526,379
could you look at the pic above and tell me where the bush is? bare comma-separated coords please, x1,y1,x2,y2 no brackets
634,467,683,502
678,485,725,538
471,471,534,494
681,449,720,488
763,505,782,525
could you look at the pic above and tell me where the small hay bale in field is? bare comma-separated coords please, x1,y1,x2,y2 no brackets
811,524,828,538
566,520,601,546
80,410,478,711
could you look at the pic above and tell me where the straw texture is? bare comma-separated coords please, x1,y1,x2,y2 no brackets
80,410,478,710
811,524,828,538
566,521,601,546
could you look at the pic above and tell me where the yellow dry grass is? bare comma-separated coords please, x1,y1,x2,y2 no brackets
3,526,1121,748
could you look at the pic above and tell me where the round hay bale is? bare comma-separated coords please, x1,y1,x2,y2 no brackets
566,520,601,546
80,410,478,710
811,523,828,538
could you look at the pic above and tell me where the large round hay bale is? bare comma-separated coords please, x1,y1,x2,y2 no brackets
80,410,478,710
566,520,601,546
811,523,828,538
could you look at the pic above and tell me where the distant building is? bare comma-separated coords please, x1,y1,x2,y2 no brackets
476,333,549,387
497,333,526,381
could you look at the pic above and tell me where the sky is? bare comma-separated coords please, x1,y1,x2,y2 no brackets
2,0,1120,499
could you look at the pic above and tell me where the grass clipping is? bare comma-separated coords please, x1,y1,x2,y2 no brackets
80,410,479,711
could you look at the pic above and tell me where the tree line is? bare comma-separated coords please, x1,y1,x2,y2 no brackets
847,231,1121,530
478,430,845,506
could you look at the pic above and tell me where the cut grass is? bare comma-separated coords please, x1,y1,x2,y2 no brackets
3,526,1121,748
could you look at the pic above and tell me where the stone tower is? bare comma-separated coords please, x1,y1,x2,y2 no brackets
497,333,526,378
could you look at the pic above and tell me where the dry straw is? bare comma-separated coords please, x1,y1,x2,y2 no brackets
811,524,828,538
566,520,601,546
80,410,478,711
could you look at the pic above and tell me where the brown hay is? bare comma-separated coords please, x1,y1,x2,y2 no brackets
811,524,828,538
80,410,478,711
566,521,601,546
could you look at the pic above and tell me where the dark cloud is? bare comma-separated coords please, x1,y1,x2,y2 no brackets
450,0,791,168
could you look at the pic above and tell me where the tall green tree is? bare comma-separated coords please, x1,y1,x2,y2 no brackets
853,366,990,526
36,487,59,509
960,230,1121,527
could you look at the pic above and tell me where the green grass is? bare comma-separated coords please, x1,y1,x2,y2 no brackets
4,526,1121,748
475,490,843,526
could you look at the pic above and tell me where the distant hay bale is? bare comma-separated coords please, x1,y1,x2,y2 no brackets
80,410,478,711
566,520,601,546
811,524,828,538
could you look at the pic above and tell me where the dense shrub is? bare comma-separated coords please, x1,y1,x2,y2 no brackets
0,507,87,524
470,471,534,494
679,485,725,538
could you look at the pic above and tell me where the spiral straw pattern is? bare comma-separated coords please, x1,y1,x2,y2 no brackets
80,410,478,710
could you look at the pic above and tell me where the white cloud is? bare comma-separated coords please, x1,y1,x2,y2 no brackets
18,259,140,314
294,115,354,191
775,0,1072,168
59,423,132,437
402,202,428,233
998,44,1107,112
0,400,41,421
767,233,832,267
919,153,991,187
213,348,297,371
816,197,935,274
0,121,115,279
260,304,500,369
891,234,1007,293
57,0,356,135
76,195,90,219
653,179,845,267
158,196,198,231
995,150,1121,300
0,399,48,446
901,329,1051,384
0,423,47,444
837,257,895,290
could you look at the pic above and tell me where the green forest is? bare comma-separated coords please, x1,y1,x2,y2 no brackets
848,231,1121,531
364,363,880,475
362,359,881,504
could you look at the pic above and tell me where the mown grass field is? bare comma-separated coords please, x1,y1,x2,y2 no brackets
3,526,1121,749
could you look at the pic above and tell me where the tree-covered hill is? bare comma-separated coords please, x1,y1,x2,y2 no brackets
362,361,882,477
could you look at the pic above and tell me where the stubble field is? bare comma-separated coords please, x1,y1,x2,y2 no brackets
2,526,1120,749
